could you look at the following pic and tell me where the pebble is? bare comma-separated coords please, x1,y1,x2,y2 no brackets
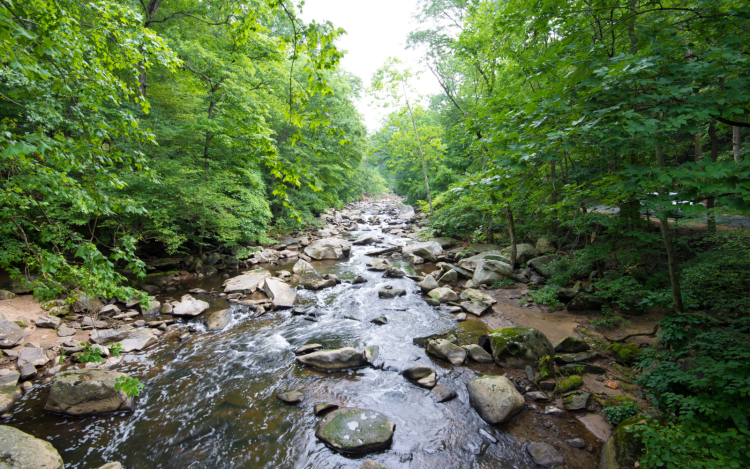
566,438,586,448
478,428,497,444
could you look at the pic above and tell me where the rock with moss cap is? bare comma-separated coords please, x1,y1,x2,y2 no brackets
610,343,642,365
557,375,583,393
315,408,395,453
0,425,65,468
467,375,524,424
601,411,666,469
488,327,555,369
45,369,134,416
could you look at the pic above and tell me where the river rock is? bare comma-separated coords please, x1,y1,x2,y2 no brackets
467,375,524,425
553,336,591,353
0,370,20,387
35,314,62,329
526,441,564,467
296,347,367,371
460,301,491,316
430,237,459,249
525,391,550,402
353,235,379,245
527,254,562,278
207,309,231,331
431,384,457,403
98,463,123,469
555,351,598,365
500,243,540,265
436,262,473,278
364,345,379,366
489,327,555,368
223,271,272,294
371,316,388,325
304,238,352,260
0,425,65,468
366,259,390,271
304,277,337,291
314,402,339,415
277,391,304,404
418,275,439,293
457,251,509,271
460,288,496,306
45,369,134,416
402,365,434,381
0,386,21,413
378,289,406,299
90,328,157,352
262,278,296,307
474,259,518,286
57,326,76,337
382,266,406,278
402,241,442,262
315,408,395,453
19,364,36,380
426,338,466,365
437,269,458,286
427,287,459,303
295,343,323,355
536,237,556,254
0,318,24,348
0,290,17,300
563,392,590,411
17,347,49,367
293,259,317,276
462,344,494,363
173,295,210,316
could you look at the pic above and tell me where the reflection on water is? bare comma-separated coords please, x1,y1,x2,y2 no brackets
5,210,597,468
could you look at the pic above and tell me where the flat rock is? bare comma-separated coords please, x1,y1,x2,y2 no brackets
462,344,494,363
57,327,76,337
315,408,395,453
35,314,62,329
431,384,457,403
0,370,20,387
525,391,550,402
554,351,598,364
563,392,591,411
17,347,49,367
296,347,367,371
403,241,442,262
526,441,564,468
173,296,210,317
460,301,491,316
90,329,157,352
223,271,272,294
460,288,497,306
0,318,24,348
45,369,134,416
277,391,304,404
295,343,323,355
467,375,524,425
0,425,64,468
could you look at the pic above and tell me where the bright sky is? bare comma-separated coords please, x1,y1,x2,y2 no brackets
300,0,443,133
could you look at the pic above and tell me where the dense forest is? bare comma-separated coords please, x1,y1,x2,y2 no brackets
1,0,750,468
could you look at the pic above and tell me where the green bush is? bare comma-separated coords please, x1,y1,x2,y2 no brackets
602,400,640,424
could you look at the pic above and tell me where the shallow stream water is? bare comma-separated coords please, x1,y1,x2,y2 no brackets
5,205,600,468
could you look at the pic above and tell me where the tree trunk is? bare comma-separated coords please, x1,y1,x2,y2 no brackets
734,126,742,162
505,205,517,267
402,85,433,216
694,132,702,162
138,0,165,98
655,139,683,313
707,122,719,233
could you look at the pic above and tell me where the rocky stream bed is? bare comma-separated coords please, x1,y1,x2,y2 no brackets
0,200,638,469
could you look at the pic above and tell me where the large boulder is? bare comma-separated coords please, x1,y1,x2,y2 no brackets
425,339,466,365
601,412,666,469
207,309,231,331
45,369,135,416
172,295,210,316
427,287,459,303
296,348,367,371
90,328,157,352
397,204,415,220
293,259,317,276
527,254,562,278
304,238,352,260
472,259,516,286
0,290,17,300
0,425,65,468
402,241,442,263
467,375,524,424
535,237,556,254
457,251,509,272
0,318,24,349
489,328,555,369
223,270,272,294
437,269,458,286
316,408,395,453
430,237,459,249
500,243,540,265
262,278,296,307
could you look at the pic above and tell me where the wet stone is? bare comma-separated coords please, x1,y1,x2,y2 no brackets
314,402,339,416
371,316,388,325
526,441,564,468
315,408,395,454
277,391,304,405
566,438,586,449
294,343,323,355
562,392,590,411
378,289,406,299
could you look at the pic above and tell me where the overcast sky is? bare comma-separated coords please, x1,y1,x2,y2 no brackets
300,0,443,133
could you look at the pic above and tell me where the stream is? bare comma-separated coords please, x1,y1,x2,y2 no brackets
4,203,600,468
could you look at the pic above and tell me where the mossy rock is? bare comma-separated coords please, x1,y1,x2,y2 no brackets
488,327,554,369
557,375,583,393
601,411,666,469
610,343,642,365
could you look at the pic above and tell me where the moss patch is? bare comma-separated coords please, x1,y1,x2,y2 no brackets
557,375,583,393
610,343,642,364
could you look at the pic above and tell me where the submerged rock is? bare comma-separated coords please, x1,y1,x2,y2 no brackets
0,425,65,469
277,391,304,404
488,327,555,369
45,369,134,416
467,375,524,425
295,347,367,371
315,408,395,453
0,386,22,413
527,441,564,468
